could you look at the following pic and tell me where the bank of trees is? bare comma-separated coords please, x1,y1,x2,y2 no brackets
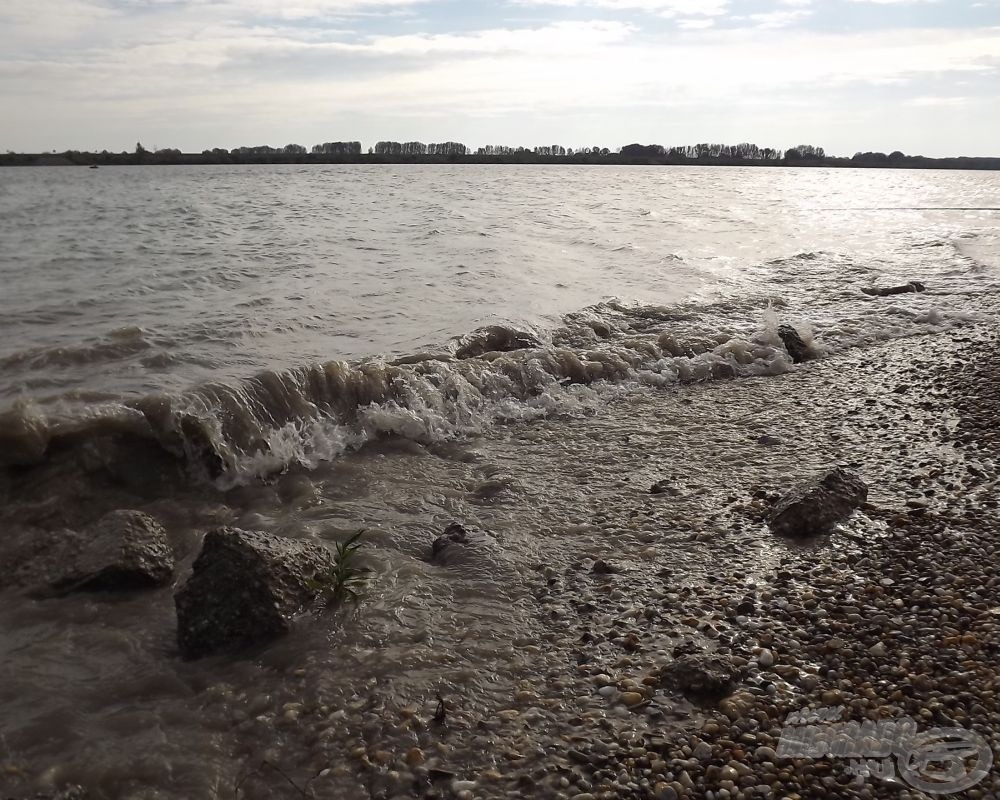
6,139,999,171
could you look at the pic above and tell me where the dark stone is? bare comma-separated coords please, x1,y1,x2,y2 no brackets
174,527,335,659
660,653,740,698
0,402,50,467
454,325,541,359
428,522,515,585
769,468,869,537
861,281,927,297
431,521,471,560
777,324,811,364
650,479,680,496
58,510,174,591
4,511,173,594
591,559,620,575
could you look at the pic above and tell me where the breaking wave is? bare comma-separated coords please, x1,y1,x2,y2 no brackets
0,289,986,487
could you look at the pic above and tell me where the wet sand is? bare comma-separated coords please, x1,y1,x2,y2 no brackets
4,319,1000,799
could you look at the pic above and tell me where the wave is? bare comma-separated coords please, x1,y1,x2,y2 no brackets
0,327,154,371
0,288,988,488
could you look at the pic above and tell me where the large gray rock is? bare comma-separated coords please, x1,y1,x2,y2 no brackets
660,654,741,698
175,528,335,659
3,510,173,593
769,468,868,537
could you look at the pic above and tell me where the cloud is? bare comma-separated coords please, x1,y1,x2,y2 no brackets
2,0,1000,154
745,8,812,27
904,95,972,106
517,0,729,17
676,17,716,28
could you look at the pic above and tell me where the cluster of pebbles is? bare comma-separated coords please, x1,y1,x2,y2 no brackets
363,327,1000,800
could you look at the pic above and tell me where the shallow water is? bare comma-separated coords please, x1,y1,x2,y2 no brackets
0,165,999,799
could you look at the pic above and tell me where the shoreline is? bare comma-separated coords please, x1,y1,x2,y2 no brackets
3,155,1000,172
4,320,1000,799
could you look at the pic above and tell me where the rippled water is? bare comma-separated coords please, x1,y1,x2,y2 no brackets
1,165,998,799
1,165,996,403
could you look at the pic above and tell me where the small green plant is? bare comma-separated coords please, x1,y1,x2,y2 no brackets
309,530,368,606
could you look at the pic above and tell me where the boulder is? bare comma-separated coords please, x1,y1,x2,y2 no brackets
175,527,335,659
454,325,541,359
0,401,50,467
60,510,174,591
769,468,868,537
660,654,741,698
3,510,173,593
862,281,926,297
777,324,811,364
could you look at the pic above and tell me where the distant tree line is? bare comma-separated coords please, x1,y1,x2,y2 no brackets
2,140,999,170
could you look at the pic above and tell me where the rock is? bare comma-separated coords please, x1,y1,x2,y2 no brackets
429,522,513,582
861,281,926,297
431,521,473,559
757,434,782,447
174,527,335,659
619,691,645,707
0,401,50,466
4,511,173,594
769,468,868,537
454,325,541,359
650,480,680,496
60,510,173,591
591,559,620,575
692,740,714,761
659,654,741,698
777,324,811,364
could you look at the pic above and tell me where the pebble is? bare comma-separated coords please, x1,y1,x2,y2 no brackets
619,692,645,707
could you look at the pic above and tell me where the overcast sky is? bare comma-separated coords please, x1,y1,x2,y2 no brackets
3,0,999,156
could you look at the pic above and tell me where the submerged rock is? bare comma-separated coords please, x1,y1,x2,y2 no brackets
58,510,174,591
428,522,512,583
862,281,926,297
175,527,335,659
454,325,541,359
0,401,50,467
777,324,811,364
659,653,741,698
769,467,868,537
4,510,172,594
431,521,472,560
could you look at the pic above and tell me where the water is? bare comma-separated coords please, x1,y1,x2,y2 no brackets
0,165,998,799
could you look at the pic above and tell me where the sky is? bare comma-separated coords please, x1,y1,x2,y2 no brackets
2,0,999,157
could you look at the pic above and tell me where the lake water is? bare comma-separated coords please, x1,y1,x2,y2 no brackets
0,165,998,799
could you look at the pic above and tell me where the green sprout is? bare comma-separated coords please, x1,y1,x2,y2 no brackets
309,530,369,606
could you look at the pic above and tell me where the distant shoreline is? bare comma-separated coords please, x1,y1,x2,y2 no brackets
3,152,1000,170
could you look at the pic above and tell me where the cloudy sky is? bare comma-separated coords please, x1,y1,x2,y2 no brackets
3,0,999,156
